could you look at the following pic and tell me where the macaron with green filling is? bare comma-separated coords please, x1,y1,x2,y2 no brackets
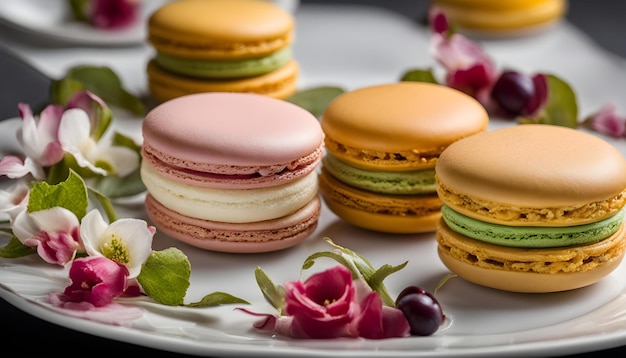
435,124,626,293
146,0,298,102
318,81,489,234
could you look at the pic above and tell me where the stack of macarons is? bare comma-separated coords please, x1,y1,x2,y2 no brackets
140,92,324,253
318,82,489,234
435,124,626,292
430,0,568,37
146,0,299,103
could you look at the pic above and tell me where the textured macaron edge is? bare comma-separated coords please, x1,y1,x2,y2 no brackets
320,82,489,171
318,168,442,233
145,194,321,253
147,59,298,101
435,124,626,226
436,219,626,278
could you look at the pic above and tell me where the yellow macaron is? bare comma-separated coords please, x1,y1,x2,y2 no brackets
318,82,489,234
430,0,568,37
146,0,298,102
435,124,626,292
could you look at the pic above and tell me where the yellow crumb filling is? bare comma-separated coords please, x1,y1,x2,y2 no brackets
437,181,626,226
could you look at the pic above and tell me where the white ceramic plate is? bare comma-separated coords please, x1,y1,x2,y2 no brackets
0,0,169,46
3,3,626,356
2,114,626,357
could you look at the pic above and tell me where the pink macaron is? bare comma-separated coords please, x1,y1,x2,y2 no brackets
141,92,324,253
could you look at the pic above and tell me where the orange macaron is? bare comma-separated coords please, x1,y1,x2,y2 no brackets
146,0,298,103
435,124,626,292
318,82,489,234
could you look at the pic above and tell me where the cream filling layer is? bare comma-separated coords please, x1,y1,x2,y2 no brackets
141,161,318,223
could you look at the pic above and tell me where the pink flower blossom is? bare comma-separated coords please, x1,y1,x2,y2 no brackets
429,27,498,105
0,103,65,180
238,265,410,339
583,103,626,137
11,207,82,266
0,156,44,180
52,256,135,307
91,0,140,30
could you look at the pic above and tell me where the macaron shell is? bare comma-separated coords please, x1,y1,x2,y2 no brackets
147,59,298,102
141,162,319,223
432,0,567,33
142,91,321,170
436,124,626,226
321,82,488,170
319,167,442,233
145,194,321,253
436,220,626,292
148,0,294,60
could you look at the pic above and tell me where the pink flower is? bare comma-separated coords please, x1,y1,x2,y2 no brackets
53,256,134,307
583,103,626,137
430,31,497,105
11,207,82,266
90,0,140,30
0,103,65,180
0,156,44,180
238,265,410,339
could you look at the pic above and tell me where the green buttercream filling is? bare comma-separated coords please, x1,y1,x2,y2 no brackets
322,153,436,195
441,205,625,248
155,47,292,79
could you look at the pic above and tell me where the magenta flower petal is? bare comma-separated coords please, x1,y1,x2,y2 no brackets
356,291,410,339
91,0,139,29
446,63,495,105
62,256,129,307
428,7,449,34
586,104,626,137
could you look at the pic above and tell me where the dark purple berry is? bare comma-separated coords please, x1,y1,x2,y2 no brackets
395,286,444,336
491,70,535,117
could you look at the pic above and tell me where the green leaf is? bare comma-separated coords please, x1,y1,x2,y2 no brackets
535,74,579,128
301,250,359,278
300,238,404,307
285,86,345,118
93,169,146,199
0,236,36,258
68,0,89,22
187,292,249,307
400,68,439,84
90,103,113,142
112,131,142,152
28,170,89,219
87,187,118,222
254,266,286,312
50,65,145,115
137,247,191,306
369,262,408,306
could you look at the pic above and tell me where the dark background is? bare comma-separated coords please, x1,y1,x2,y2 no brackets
1,1,626,357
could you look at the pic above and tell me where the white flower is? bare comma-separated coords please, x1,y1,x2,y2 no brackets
80,209,154,278
58,108,139,177
12,206,82,266
0,179,30,222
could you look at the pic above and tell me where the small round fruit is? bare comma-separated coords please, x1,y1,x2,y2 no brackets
395,286,445,336
491,70,535,116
